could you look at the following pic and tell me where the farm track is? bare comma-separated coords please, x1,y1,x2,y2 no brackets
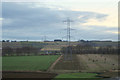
47,55,63,72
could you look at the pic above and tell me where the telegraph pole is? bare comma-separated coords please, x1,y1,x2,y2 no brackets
44,35,46,41
44,35,47,54
63,18,73,60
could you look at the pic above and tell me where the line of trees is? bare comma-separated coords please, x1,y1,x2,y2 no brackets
61,43,118,54
2,46,41,56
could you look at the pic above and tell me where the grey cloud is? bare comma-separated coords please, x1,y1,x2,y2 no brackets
2,2,117,41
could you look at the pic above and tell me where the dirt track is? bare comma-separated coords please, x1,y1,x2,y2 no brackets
47,55,63,72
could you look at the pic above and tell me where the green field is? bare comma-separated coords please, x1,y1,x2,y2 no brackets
55,73,98,78
53,73,103,80
3,55,60,71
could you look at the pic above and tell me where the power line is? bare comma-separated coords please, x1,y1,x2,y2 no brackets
63,17,73,60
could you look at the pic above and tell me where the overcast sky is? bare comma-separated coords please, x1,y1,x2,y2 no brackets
1,0,119,41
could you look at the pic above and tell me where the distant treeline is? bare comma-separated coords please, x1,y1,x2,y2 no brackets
61,43,118,54
2,46,41,56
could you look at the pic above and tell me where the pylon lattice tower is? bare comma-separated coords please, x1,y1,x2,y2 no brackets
63,18,73,60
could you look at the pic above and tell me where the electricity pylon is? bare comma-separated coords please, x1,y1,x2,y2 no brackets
63,17,73,60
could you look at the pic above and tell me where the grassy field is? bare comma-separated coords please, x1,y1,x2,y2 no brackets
2,55,60,71
55,73,98,78
53,72,102,80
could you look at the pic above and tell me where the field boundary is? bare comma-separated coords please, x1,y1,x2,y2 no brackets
2,71,57,78
47,55,63,72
